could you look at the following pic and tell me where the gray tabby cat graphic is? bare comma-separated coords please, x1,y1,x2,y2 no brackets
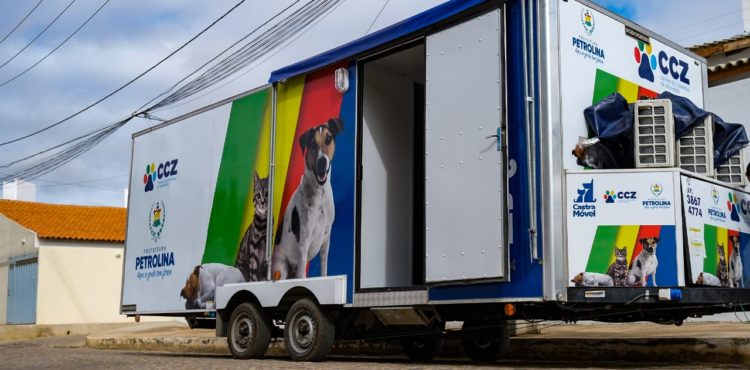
716,243,730,287
607,246,628,286
236,171,269,282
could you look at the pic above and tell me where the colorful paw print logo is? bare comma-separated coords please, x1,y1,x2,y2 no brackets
727,192,740,222
603,190,617,203
650,183,663,197
633,41,656,82
143,163,156,192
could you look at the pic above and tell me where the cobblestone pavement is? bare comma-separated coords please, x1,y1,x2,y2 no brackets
0,335,743,370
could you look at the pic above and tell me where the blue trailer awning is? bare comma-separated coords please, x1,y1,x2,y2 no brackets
269,0,488,83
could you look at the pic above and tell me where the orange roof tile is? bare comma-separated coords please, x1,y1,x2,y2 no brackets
0,199,125,242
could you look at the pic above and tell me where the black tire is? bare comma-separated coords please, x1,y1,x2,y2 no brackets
227,302,272,359
283,298,335,361
400,336,443,361
461,319,510,362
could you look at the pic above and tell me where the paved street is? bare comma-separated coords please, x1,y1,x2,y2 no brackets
0,335,744,370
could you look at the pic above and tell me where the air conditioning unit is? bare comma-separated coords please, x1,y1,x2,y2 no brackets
634,99,675,168
677,115,714,176
715,152,747,187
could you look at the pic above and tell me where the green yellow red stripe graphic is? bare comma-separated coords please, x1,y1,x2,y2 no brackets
585,225,663,272
592,69,657,104
202,89,270,265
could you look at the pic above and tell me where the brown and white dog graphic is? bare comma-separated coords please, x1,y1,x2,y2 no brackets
571,272,614,287
272,118,343,280
180,263,244,309
627,237,659,286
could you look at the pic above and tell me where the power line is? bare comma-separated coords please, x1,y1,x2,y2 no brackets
0,0,247,148
0,118,127,170
147,0,342,111
662,5,750,36
36,173,127,185
135,0,303,113
0,0,44,47
153,0,345,114
147,0,330,109
0,0,76,71
365,0,389,35
0,119,128,183
676,19,746,44
0,0,343,182
0,0,111,88
34,174,128,191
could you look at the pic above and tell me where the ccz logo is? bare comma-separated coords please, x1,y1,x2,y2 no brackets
144,159,178,192
633,40,690,85
603,189,637,203
148,201,165,242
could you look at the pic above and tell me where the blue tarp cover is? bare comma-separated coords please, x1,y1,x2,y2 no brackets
269,0,488,83
583,93,635,168
657,91,749,166
582,92,749,168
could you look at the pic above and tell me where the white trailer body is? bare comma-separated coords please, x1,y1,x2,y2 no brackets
121,0,750,361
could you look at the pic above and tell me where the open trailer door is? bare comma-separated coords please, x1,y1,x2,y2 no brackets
424,9,506,283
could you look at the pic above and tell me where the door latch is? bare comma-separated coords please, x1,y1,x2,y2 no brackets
485,127,502,151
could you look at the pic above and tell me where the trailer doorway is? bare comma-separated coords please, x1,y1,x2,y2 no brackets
357,10,507,291
358,42,426,290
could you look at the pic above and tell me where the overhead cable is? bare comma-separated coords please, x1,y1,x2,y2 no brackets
135,0,303,112
0,0,44,47
0,0,247,148
365,0,389,35
152,0,344,114
0,0,344,181
0,0,111,88
0,119,128,183
0,0,76,71
147,0,342,111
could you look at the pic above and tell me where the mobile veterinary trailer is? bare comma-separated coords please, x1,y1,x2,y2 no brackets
122,0,750,361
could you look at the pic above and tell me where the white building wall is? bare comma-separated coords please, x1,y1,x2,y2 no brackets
35,240,130,324
0,215,38,324
2,180,36,202
706,78,750,170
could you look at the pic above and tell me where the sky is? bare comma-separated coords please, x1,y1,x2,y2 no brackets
0,0,745,207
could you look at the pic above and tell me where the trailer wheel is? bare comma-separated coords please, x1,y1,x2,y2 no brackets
284,298,335,361
400,336,443,361
461,319,509,362
227,302,272,359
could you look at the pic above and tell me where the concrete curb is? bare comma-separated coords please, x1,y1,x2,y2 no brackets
86,333,750,364
87,336,230,354
508,337,750,365
86,335,405,357
0,323,134,341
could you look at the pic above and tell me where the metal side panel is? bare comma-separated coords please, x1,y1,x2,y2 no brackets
352,290,428,307
215,275,346,309
425,9,505,283
540,0,565,302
